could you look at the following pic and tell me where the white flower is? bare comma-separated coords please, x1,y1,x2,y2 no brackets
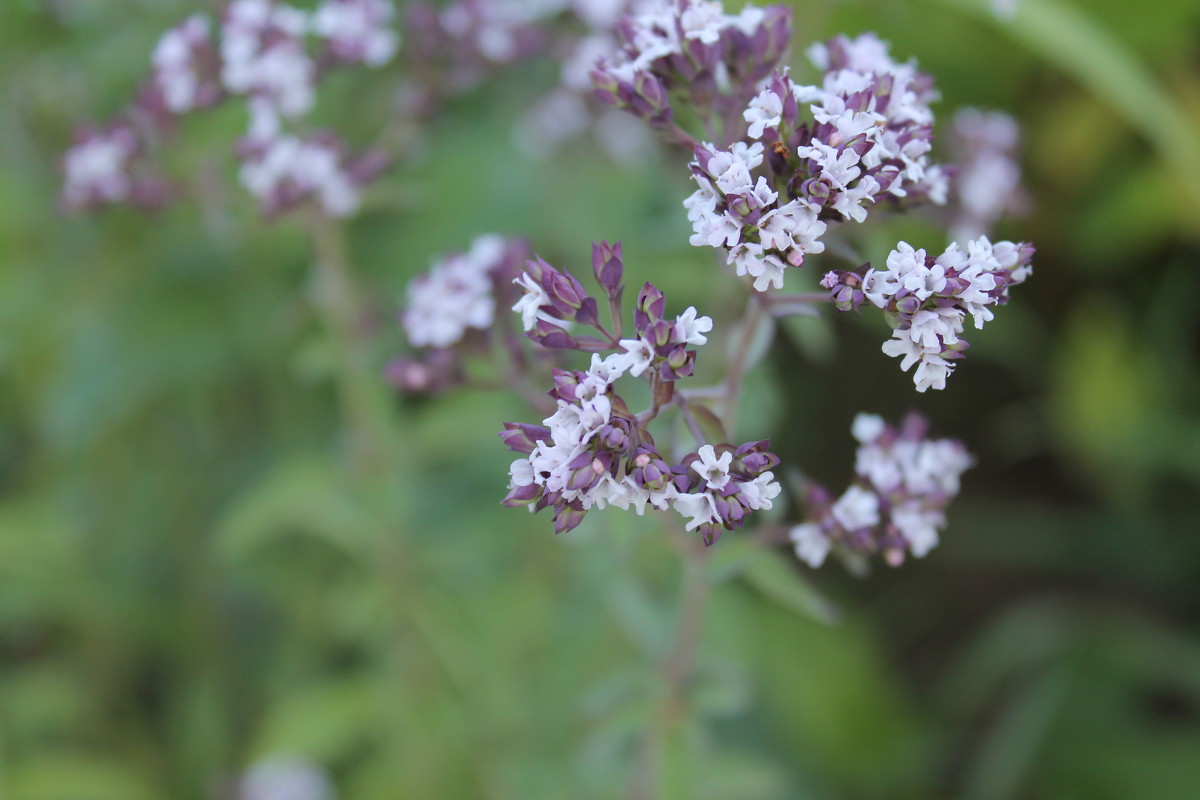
615,337,655,377
890,503,944,557
674,307,713,346
509,458,536,487
239,135,361,217
757,200,827,266
851,413,885,444
512,272,555,332
691,445,733,490
152,15,212,113
744,87,783,139
738,472,781,511
221,0,315,118
672,491,720,531
729,247,788,292
790,523,831,567
679,1,726,44
800,140,862,190
830,485,880,531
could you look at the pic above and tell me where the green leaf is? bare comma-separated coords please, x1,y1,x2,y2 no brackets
685,403,729,446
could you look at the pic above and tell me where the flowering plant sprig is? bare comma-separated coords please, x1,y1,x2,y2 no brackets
499,246,781,545
821,236,1034,390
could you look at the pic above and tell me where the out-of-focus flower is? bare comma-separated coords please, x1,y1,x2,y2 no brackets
790,413,972,567
238,756,335,800
402,235,514,348
948,107,1027,240
313,0,400,67
151,14,223,113
221,0,316,118
61,124,167,213
238,132,378,217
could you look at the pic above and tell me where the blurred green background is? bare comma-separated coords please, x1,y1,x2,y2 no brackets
3,0,1200,798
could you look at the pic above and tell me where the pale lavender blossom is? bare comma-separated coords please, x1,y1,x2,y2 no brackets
238,132,375,218
313,0,400,67
61,124,166,212
151,14,223,113
238,757,334,800
501,251,778,544
402,235,512,348
790,413,972,567
948,107,1027,240
591,0,791,135
221,0,316,118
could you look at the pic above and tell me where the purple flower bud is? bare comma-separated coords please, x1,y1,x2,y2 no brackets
590,66,623,106
632,70,668,113
699,522,724,547
591,240,624,297
575,296,602,328
893,294,922,319
502,483,542,508
635,283,666,333
499,423,551,454
630,446,671,492
832,285,864,312
798,176,833,206
529,319,578,350
545,270,587,313
566,450,606,492
554,502,587,535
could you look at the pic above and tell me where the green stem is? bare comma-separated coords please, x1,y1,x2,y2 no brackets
630,531,712,800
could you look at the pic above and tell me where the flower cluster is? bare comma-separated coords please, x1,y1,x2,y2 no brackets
822,237,1033,391
238,132,386,218
591,0,790,134
221,0,317,119
686,139,827,290
790,413,972,567
391,235,528,393
682,32,951,292
404,0,553,95
314,0,400,67
499,243,781,544
63,0,400,217
151,14,223,114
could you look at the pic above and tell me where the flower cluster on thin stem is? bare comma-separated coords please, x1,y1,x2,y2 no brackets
820,236,1033,391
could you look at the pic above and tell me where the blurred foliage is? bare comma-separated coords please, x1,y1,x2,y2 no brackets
2,0,1200,798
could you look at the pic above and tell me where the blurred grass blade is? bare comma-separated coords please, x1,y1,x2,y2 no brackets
733,545,840,624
